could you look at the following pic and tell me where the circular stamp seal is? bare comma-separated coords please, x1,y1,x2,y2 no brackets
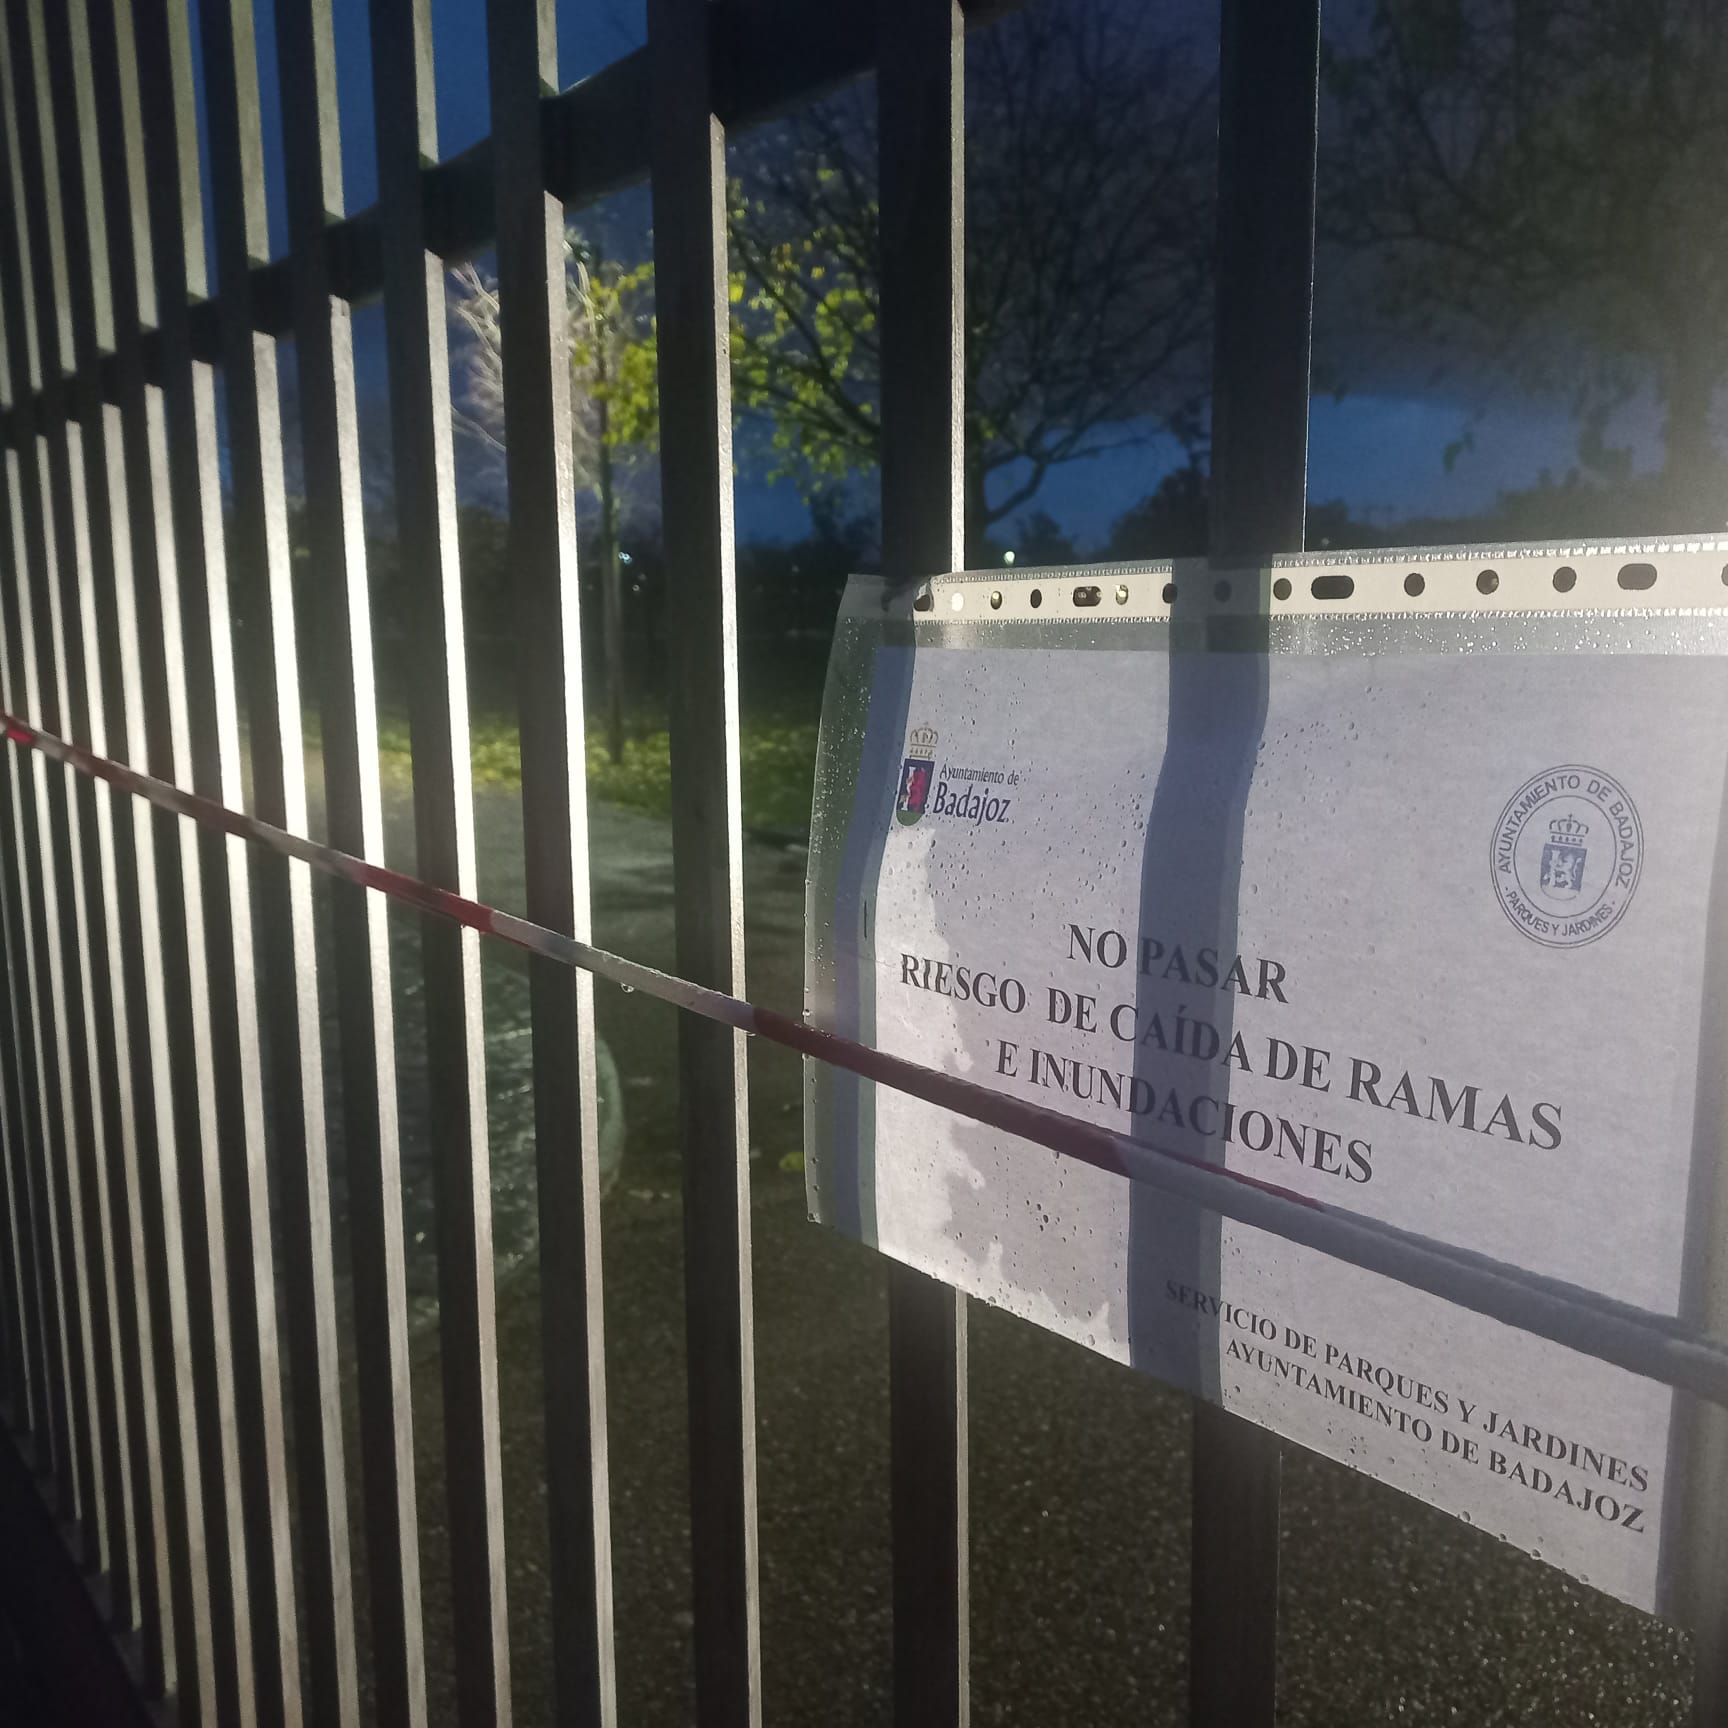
1490,765,1643,949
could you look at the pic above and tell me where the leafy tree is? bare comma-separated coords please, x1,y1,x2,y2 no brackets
449,238,656,759
449,238,658,479
1322,0,1728,515
726,0,1218,558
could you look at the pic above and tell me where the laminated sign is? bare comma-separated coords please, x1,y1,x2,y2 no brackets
804,542,1728,1619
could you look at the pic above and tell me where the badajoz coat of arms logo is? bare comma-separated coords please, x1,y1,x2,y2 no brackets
895,725,938,826
1491,765,1643,948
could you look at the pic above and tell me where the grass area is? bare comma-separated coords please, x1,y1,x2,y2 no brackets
583,718,821,832
367,705,821,833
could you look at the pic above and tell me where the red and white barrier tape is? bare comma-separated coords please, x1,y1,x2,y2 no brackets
7,710,1728,1407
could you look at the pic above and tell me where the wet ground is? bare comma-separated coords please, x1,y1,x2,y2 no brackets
305,775,1695,1725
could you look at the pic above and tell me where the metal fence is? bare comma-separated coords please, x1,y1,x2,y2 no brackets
5,0,1690,1726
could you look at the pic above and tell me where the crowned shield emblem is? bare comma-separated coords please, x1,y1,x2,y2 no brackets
1538,814,1589,901
895,725,938,827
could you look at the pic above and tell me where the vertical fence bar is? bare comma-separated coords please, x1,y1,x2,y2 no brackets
0,1069,20,1421
0,258,48,1461
485,0,617,1721
38,0,173,1680
198,3,367,1724
274,3,429,1725
1189,1,1320,1724
0,903,28,1429
0,711,23,1427
0,6,104,1560
645,2,760,1723
127,0,297,1715
0,1192,12,1430
9,0,142,1630
875,2,969,1723
0,240,31,1445
0,444,57,1496
367,2,513,1722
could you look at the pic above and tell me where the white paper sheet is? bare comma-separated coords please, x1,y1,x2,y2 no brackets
805,572,1728,1616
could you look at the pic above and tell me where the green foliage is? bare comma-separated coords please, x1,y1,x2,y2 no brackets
365,705,819,834
449,238,659,481
561,183,883,490
725,178,880,487
365,708,527,791
736,718,822,832
372,711,413,783
581,717,819,833
579,255,660,451
581,729,666,812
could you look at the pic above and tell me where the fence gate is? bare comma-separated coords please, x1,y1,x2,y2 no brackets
0,0,1719,1725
